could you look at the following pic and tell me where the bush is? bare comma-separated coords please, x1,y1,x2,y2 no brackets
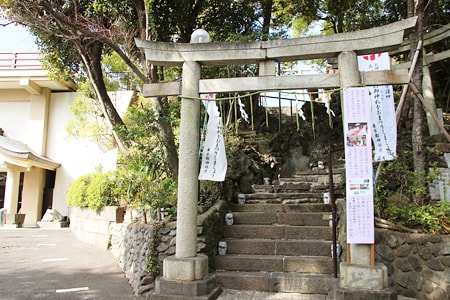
66,173,95,208
85,171,121,211
67,170,177,217
376,151,450,234
385,200,450,234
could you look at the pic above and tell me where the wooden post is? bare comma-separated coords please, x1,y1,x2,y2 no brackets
347,243,351,265
371,244,375,266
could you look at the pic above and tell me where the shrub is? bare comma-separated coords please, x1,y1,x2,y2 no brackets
384,200,450,234
67,170,177,218
85,171,121,211
66,173,95,208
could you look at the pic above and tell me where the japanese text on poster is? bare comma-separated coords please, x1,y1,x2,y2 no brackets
344,87,375,244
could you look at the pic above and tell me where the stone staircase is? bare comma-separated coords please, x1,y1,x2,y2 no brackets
214,169,343,296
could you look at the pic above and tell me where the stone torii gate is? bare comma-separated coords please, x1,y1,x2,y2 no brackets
136,17,417,299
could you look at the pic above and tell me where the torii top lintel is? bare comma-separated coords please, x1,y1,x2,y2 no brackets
136,17,417,67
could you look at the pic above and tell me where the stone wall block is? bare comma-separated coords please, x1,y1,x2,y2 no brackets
165,246,175,256
394,257,412,272
408,255,423,271
419,244,433,260
376,243,395,262
425,258,445,271
428,235,442,243
423,279,435,294
442,241,450,255
408,271,422,291
395,244,411,257
432,243,442,257
387,234,405,248
422,268,443,284
441,256,450,267
444,269,450,283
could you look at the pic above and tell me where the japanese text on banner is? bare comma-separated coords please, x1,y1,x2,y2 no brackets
357,52,397,162
199,94,227,181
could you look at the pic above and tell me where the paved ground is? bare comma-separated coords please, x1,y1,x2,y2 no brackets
0,227,144,300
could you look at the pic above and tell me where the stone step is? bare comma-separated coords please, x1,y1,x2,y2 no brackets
294,169,344,176
232,211,331,226
224,224,332,240
252,184,333,193
243,193,324,204
216,271,337,294
280,173,342,185
231,203,332,213
224,238,331,256
215,254,333,274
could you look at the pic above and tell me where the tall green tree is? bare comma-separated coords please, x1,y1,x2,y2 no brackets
0,0,275,177
409,0,426,205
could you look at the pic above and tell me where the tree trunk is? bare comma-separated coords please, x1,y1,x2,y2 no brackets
409,0,426,205
145,57,179,177
261,0,273,40
78,41,128,153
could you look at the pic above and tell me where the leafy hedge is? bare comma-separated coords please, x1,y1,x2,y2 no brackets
66,170,177,214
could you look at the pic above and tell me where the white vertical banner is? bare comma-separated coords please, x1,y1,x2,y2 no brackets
344,87,374,244
358,52,396,161
199,94,227,181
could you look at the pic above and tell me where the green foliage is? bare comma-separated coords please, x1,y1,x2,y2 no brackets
66,169,177,215
376,148,441,204
117,96,179,177
146,253,160,276
102,52,141,92
66,171,122,211
65,95,114,151
85,171,122,211
66,173,95,208
375,133,450,234
118,170,177,213
384,200,450,234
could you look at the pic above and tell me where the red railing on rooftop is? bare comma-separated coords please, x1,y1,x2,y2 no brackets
0,52,43,69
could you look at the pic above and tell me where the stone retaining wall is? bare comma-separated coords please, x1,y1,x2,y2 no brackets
69,206,124,250
109,222,156,295
70,201,229,295
375,230,450,299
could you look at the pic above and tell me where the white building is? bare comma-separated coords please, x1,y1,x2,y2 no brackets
0,52,130,226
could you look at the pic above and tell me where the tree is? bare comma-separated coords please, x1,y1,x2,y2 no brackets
0,0,275,177
409,0,426,205
0,0,181,173
0,0,143,153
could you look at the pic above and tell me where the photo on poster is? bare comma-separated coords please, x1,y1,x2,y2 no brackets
346,122,368,147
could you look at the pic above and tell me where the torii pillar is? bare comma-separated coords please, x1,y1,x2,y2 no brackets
151,30,221,300
335,51,391,299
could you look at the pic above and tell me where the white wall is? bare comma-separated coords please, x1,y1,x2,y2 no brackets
0,101,30,141
46,92,115,216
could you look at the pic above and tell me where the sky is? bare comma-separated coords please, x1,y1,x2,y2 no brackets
0,23,38,52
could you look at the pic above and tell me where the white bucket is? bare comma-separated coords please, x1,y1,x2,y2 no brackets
218,241,227,255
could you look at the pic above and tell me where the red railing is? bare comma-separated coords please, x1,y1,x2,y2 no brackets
0,52,43,69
